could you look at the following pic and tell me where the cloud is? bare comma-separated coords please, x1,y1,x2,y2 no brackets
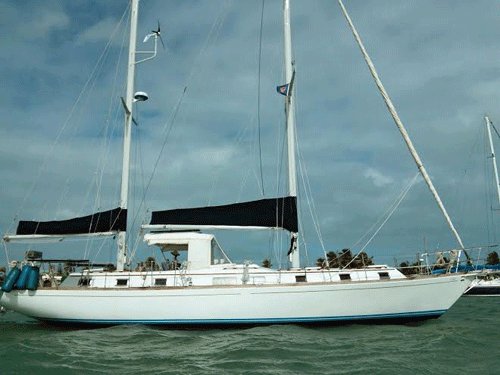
76,17,123,45
0,0,499,267
0,2,69,40
363,167,394,187
32,8,70,37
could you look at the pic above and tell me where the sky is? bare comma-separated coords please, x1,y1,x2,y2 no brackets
0,0,499,269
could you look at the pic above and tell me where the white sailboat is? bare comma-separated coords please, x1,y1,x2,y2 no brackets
463,116,500,296
465,273,500,296
0,0,474,326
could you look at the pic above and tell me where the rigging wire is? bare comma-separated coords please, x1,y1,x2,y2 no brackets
127,87,188,263
268,40,289,268
5,4,130,263
343,171,420,269
270,72,289,269
291,74,328,265
120,1,234,265
339,0,467,257
55,179,72,218
76,9,129,219
268,115,287,269
237,165,253,203
85,12,129,260
91,19,130,213
269,124,287,260
204,1,270,204
3,242,10,267
7,2,130,235
293,113,317,265
256,0,266,196
296,128,326,255
492,122,500,139
208,111,255,204
452,121,483,233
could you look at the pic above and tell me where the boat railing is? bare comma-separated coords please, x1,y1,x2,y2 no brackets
396,245,499,276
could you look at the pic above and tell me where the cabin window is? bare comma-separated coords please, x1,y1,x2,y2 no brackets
378,272,390,280
339,274,351,281
211,239,231,265
78,278,91,287
295,275,307,282
154,278,167,286
116,279,128,286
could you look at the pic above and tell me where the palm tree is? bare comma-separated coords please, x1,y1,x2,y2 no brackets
262,258,272,268
319,249,374,269
145,256,160,271
486,251,499,265
398,260,420,275
353,251,374,268
338,249,353,268
326,251,339,268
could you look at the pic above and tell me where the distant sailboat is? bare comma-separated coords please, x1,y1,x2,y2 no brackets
484,116,500,209
0,0,475,326
463,116,500,296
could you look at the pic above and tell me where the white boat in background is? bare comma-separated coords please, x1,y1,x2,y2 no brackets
465,273,500,296
463,116,500,296
0,0,475,327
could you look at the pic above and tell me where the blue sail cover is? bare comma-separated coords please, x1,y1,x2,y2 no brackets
150,197,298,232
16,208,127,235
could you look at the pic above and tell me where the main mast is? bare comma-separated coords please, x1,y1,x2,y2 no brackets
117,0,139,271
283,0,300,268
485,116,500,206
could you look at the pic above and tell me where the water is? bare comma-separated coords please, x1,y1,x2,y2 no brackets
0,297,498,374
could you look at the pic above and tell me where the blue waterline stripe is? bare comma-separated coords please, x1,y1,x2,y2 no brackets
39,310,447,325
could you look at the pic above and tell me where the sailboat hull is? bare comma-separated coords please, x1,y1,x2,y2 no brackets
0,274,471,326
463,277,500,296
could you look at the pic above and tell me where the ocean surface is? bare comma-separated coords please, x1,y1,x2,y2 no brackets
0,297,498,375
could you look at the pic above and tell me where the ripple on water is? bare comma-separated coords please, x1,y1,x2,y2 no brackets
0,298,498,375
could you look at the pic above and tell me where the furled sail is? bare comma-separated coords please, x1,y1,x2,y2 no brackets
16,208,127,235
150,197,298,232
